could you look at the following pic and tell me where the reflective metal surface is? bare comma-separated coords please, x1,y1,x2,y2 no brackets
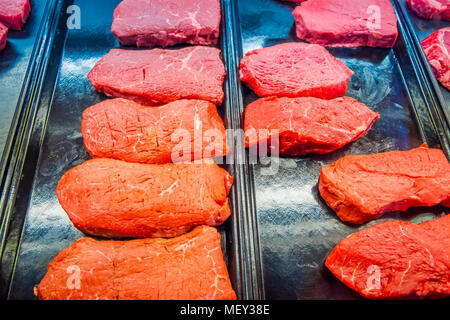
5,0,245,299
399,0,450,105
0,0,48,169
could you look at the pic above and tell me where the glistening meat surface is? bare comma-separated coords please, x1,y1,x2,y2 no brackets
0,22,6,51
82,99,229,164
293,0,398,48
239,42,354,99
326,215,450,299
111,0,221,47
56,158,233,238
422,27,450,90
319,145,450,224
88,46,226,106
36,226,237,300
0,0,30,30
244,96,379,156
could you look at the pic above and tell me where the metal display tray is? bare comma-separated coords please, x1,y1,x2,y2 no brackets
395,0,450,150
0,0,449,300
235,0,449,299
0,0,52,226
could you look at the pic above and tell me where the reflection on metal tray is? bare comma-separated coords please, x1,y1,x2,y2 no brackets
237,0,449,299
0,0,53,232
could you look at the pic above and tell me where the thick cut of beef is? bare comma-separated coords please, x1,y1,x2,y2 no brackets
56,158,233,238
407,0,450,20
293,0,398,48
36,226,237,300
319,145,450,224
0,0,30,30
240,42,354,99
88,46,225,106
244,96,379,156
111,0,221,47
422,27,450,90
326,215,450,299
82,99,229,164
0,22,6,51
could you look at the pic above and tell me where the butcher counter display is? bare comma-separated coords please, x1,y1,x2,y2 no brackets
0,0,449,301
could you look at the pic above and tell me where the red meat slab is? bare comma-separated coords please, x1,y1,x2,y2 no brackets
88,46,226,106
111,0,221,47
240,42,354,99
293,0,398,48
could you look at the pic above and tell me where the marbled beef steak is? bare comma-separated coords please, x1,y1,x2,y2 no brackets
240,42,354,99
244,96,379,156
319,145,450,224
407,0,450,20
326,215,450,299
36,226,237,300
0,22,6,51
293,0,398,48
56,158,233,238
88,46,226,106
82,98,229,164
111,0,221,47
422,27,450,90
0,0,30,30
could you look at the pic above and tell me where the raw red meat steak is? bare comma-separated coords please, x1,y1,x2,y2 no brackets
82,99,229,164
422,27,450,90
88,46,225,106
293,0,398,48
407,0,450,20
326,215,450,299
111,0,221,47
244,96,379,156
0,0,30,30
36,226,237,300
240,42,354,99
0,22,6,51
56,158,233,238
319,145,450,224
